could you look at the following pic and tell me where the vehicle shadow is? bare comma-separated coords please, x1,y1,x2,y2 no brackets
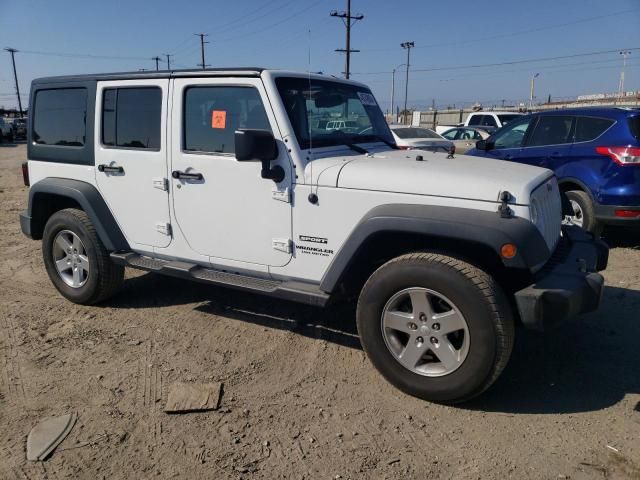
0,142,19,148
602,226,640,249
106,273,639,414
465,285,640,414
106,272,362,350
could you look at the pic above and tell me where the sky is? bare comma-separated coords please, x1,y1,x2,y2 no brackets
1,0,639,112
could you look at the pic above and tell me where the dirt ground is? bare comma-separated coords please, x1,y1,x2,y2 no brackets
1,142,639,480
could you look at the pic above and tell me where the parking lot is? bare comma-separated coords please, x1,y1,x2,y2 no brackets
1,142,639,479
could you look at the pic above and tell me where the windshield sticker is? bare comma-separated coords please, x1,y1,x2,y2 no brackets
357,92,377,106
211,110,226,129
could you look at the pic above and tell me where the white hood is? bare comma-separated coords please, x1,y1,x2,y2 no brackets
306,149,553,204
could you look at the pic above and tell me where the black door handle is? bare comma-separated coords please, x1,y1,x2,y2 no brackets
98,164,124,174
172,170,203,181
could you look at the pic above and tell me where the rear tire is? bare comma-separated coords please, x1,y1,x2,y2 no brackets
565,190,603,236
42,208,124,305
356,252,514,404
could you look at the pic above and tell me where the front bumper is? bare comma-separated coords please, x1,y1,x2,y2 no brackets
514,226,608,331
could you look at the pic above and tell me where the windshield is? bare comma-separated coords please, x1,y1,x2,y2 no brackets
497,114,521,125
276,77,394,149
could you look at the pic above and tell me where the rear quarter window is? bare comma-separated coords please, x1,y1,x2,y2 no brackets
574,116,615,142
629,115,640,141
33,88,87,146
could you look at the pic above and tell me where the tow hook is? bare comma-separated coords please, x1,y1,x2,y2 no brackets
498,191,513,218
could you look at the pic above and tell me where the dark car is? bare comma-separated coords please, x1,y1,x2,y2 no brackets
11,117,27,140
466,107,640,234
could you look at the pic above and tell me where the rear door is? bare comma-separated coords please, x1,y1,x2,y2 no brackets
94,79,171,247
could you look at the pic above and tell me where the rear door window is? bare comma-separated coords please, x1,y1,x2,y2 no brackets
574,116,615,142
33,88,87,146
102,87,162,149
526,115,574,147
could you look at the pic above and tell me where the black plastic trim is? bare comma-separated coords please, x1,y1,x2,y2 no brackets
320,204,550,293
25,178,129,251
514,226,608,331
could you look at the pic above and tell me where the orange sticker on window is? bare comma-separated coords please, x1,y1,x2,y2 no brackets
211,110,226,129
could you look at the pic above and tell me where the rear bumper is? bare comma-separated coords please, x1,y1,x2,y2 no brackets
514,226,608,331
594,203,640,225
20,210,32,238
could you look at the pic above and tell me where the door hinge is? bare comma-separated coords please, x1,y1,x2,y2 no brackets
156,222,172,236
272,187,291,203
272,238,292,254
153,177,169,191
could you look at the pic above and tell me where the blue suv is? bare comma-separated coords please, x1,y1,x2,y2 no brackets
466,107,640,234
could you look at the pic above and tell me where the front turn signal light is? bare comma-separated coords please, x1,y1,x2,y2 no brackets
501,243,517,259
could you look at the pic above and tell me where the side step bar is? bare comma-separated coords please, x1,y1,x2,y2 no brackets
110,252,330,307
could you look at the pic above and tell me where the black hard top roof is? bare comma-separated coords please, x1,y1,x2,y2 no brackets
32,67,265,85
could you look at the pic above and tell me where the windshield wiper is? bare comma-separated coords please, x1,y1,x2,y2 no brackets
360,134,399,149
343,142,369,154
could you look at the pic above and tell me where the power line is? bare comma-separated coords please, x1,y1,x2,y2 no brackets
4,48,23,117
214,0,325,43
195,33,210,70
353,47,640,76
330,0,364,79
360,7,640,54
17,49,149,60
213,0,301,36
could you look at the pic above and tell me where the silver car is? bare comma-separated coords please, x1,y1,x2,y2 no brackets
441,127,491,154
389,125,453,152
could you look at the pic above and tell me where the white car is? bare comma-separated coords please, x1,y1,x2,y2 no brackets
389,125,453,152
20,68,607,403
436,111,523,135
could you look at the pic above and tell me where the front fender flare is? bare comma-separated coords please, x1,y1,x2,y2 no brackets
320,204,549,293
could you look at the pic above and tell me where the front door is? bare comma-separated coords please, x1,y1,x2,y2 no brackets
485,115,536,162
170,77,293,267
94,79,171,248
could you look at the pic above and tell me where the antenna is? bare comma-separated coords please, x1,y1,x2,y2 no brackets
307,28,318,205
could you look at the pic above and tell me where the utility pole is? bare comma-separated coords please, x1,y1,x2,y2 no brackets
529,73,539,109
195,33,210,70
163,53,173,70
4,48,23,117
618,50,631,100
330,0,364,79
152,56,161,71
390,63,405,121
401,41,414,125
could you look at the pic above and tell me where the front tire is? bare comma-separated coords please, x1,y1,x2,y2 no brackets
356,252,514,404
42,208,124,305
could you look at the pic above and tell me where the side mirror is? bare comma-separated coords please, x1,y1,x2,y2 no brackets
235,129,284,183
476,139,494,151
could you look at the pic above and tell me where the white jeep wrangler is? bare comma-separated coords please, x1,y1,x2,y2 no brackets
20,68,608,403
